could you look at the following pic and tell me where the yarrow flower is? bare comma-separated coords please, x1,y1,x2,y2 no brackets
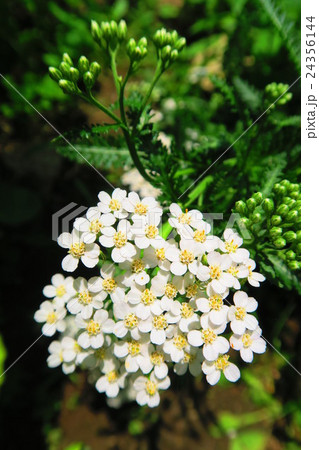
35,188,266,408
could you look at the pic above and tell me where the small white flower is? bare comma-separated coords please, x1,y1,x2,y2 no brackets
131,212,162,250
98,188,128,219
113,300,144,340
230,327,266,362
122,192,162,221
58,229,100,272
88,262,125,303
163,332,190,362
196,288,229,326
168,203,204,231
179,222,220,255
133,372,170,407
138,312,170,345
202,354,240,385
96,355,127,398
149,348,169,379
166,299,199,332
151,271,183,313
226,262,249,289
34,301,66,336
76,310,114,349
199,251,235,294
99,219,136,263
143,238,178,272
74,207,116,243
219,228,250,263
166,239,199,276
67,277,106,319
127,286,163,320
81,338,112,369
119,256,152,287
173,347,203,376
114,336,153,374
228,291,259,334
47,337,79,374
243,258,266,287
187,315,229,361
42,274,74,306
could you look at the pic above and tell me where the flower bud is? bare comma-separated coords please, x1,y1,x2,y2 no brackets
296,230,301,242
127,38,136,57
262,198,274,214
288,260,300,271
109,20,118,38
276,204,289,217
83,71,95,89
101,21,111,40
91,20,101,42
59,61,71,78
78,56,90,74
90,62,101,79
286,210,299,223
62,53,73,66
271,215,282,226
69,67,80,83
235,200,247,215
283,231,297,243
239,217,251,228
290,191,299,199
288,183,300,193
270,227,282,238
118,20,127,41
251,212,262,223
246,198,256,212
170,30,178,44
175,37,186,51
280,179,291,188
58,79,76,94
252,192,263,205
161,45,172,61
48,67,63,82
170,49,179,61
138,37,147,48
273,237,286,249
286,250,296,261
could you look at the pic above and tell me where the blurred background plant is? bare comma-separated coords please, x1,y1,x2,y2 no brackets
0,0,300,448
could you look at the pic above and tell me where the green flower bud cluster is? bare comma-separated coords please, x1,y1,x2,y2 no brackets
264,82,293,109
153,28,186,69
234,180,301,270
49,53,101,94
91,19,127,51
126,37,148,71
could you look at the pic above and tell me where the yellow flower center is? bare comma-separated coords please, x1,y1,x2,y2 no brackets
242,333,253,348
107,370,118,383
89,219,103,234
182,352,195,363
235,307,246,320
56,284,66,297
180,249,195,265
215,354,230,370
186,284,198,298
156,248,166,261
225,239,238,253
128,340,141,356
78,290,92,305
178,212,191,224
145,225,158,239
209,295,223,311
69,242,85,258
134,202,148,215
86,320,101,336
131,258,145,273
47,312,57,324
109,199,121,211
173,334,187,350
209,265,221,280
247,265,253,277
227,266,238,276
102,277,117,293
74,342,82,353
181,302,194,318
146,380,157,396
201,328,217,344
141,289,155,305
150,351,164,365
165,282,177,299
124,313,138,329
152,314,167,330
194,229,206,243
113,231,127,248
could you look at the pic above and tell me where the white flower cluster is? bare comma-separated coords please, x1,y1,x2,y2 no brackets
34,189,266,408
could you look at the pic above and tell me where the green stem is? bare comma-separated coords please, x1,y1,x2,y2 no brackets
139,62,163,116
85,93,124,128
110,50,121,96
122,128,153,183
